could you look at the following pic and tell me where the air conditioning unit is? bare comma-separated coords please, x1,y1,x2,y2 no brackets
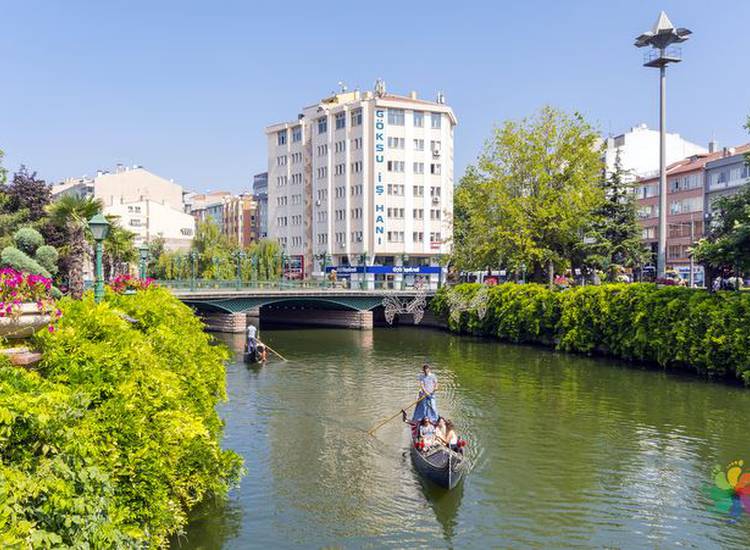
356,235,363,242
432,149,441,158
432,197,440,205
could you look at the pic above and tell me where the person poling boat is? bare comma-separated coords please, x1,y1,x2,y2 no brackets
413,363,439,422
244,324,267,363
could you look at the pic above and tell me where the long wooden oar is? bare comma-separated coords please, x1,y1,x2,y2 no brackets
259,340,287,362
367,393,428,436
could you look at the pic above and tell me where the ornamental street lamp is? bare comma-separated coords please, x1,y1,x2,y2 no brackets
138,243,149,279
520,262,527,285
189,251,198,291
635,11,692,278
234,250,245,289
88,213,110,303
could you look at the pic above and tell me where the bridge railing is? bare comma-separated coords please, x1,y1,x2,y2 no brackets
157,279,435,292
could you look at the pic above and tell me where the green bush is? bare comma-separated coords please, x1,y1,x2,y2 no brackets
0,287,243,547
35,244,59,275
0,245,51,278
432,283,750,385
12,227,44,255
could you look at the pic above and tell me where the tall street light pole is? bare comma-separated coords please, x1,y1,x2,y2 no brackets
88,214,110,304
635,11,691,278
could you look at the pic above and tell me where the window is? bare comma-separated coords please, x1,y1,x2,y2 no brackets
388,109,405,125
318,117,327,134
387,231,405,243
352,230,363,242
430,186,441,198
669,197,701,215
317,167,328,179
276,155,287,166
413,231,424,242
351,109,362,126
335,186,346,198
335,112,346,130
276,175,288,187
387,208,405,219
642,227,656,239
316,189,328,200
129,219,141,227
351,207,362,219
317,144,328,156
291,173,303,184
430,209,441,220
413,208,424,220
413,111,424,127
291,152,302,163
350,184,363,195
414,139,425,151
277,130,287,145
430,232,442,243
352,137,362,150
291,194,302,205
388,137,405,149
430,163,442,175
387,161,405,173
413,162,424,174
413,185,424,197
387,184,405,196
431,113,442,129
334,140,346,153
351,161,362,173
430,140,441,153
292,127,302,142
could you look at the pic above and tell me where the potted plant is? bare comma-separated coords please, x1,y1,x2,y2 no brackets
110,274,154,295
0,269,59,339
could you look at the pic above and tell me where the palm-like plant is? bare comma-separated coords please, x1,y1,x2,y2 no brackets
46,195,102,299
103,216,137,279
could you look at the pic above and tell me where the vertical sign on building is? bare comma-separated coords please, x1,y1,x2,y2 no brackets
374,109,386,246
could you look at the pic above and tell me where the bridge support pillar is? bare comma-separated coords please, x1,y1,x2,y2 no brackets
199,311,247,333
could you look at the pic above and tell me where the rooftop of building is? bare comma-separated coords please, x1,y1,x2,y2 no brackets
638,143,750,182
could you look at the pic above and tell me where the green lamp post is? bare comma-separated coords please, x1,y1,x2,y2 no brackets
88,213,110,303
234,250,245,289
138,243,149,279
189,251,198,291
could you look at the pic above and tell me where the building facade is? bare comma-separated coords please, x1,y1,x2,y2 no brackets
636,143,750,285
265,83,456,287
253,172,269,238
52,165,195,250
603,123,706,179
704,146,750,212
222,193,259,247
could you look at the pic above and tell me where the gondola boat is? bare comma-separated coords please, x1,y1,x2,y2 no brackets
408,423,467,490
243,341,267,364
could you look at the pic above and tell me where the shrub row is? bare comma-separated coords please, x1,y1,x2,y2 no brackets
431,283,750,385
0,287,243,547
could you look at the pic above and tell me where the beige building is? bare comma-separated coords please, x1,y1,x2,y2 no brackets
222,194,260,247
52,164,195,250
265,81,456,287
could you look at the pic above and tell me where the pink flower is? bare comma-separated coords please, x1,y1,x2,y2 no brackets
48,325,55,333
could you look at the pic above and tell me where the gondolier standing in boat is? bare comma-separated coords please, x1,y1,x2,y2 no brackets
413,363,439,422
246,323,258,355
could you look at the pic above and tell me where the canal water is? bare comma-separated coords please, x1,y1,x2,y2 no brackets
175,327,750,549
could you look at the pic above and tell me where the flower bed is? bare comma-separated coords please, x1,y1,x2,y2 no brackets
109,274,155,294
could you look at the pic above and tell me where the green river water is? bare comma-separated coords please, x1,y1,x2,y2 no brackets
173,326,750,549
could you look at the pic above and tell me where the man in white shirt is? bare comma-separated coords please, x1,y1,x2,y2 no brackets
413,363,439,422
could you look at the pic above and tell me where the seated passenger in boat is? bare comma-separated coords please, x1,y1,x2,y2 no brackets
418,417,436,448
440,419,460,452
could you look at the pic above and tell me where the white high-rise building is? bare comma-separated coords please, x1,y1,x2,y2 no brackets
265,82,456,288
603,123,706,179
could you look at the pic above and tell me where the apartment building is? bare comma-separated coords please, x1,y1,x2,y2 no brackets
223,193,259,247
704,145,750,211
253,172,269,238
635,143,750,284
265,81,456,287
52,165,195,250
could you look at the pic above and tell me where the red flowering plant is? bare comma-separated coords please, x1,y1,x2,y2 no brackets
109,274,155,294
0,268,62,331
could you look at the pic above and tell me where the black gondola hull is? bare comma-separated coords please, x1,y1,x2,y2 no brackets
409,434,465,490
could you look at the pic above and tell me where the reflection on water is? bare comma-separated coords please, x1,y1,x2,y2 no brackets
175,327,750,549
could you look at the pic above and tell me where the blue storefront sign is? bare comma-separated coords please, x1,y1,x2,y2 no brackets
325,266,440,275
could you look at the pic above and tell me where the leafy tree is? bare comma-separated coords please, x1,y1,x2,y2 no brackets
692,185,750,277
0,149,6,186
580,154,650,277
146,235,166,278
191,218,234,279
5,165,51,221
452,106,604,284
0,227,58,277
46,195,103,299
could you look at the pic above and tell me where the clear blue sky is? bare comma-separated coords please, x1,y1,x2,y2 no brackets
2,0,748,193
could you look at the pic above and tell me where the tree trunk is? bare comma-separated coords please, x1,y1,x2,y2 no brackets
68,222,86,300
548,259,554,289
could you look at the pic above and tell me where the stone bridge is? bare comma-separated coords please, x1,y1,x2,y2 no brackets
170,286,436,331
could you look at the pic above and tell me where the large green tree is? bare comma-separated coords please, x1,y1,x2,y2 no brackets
103,217,137,279
452,106,604,284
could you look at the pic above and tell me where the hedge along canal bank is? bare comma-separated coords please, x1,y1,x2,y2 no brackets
431,283,750,386
0,288,243,548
